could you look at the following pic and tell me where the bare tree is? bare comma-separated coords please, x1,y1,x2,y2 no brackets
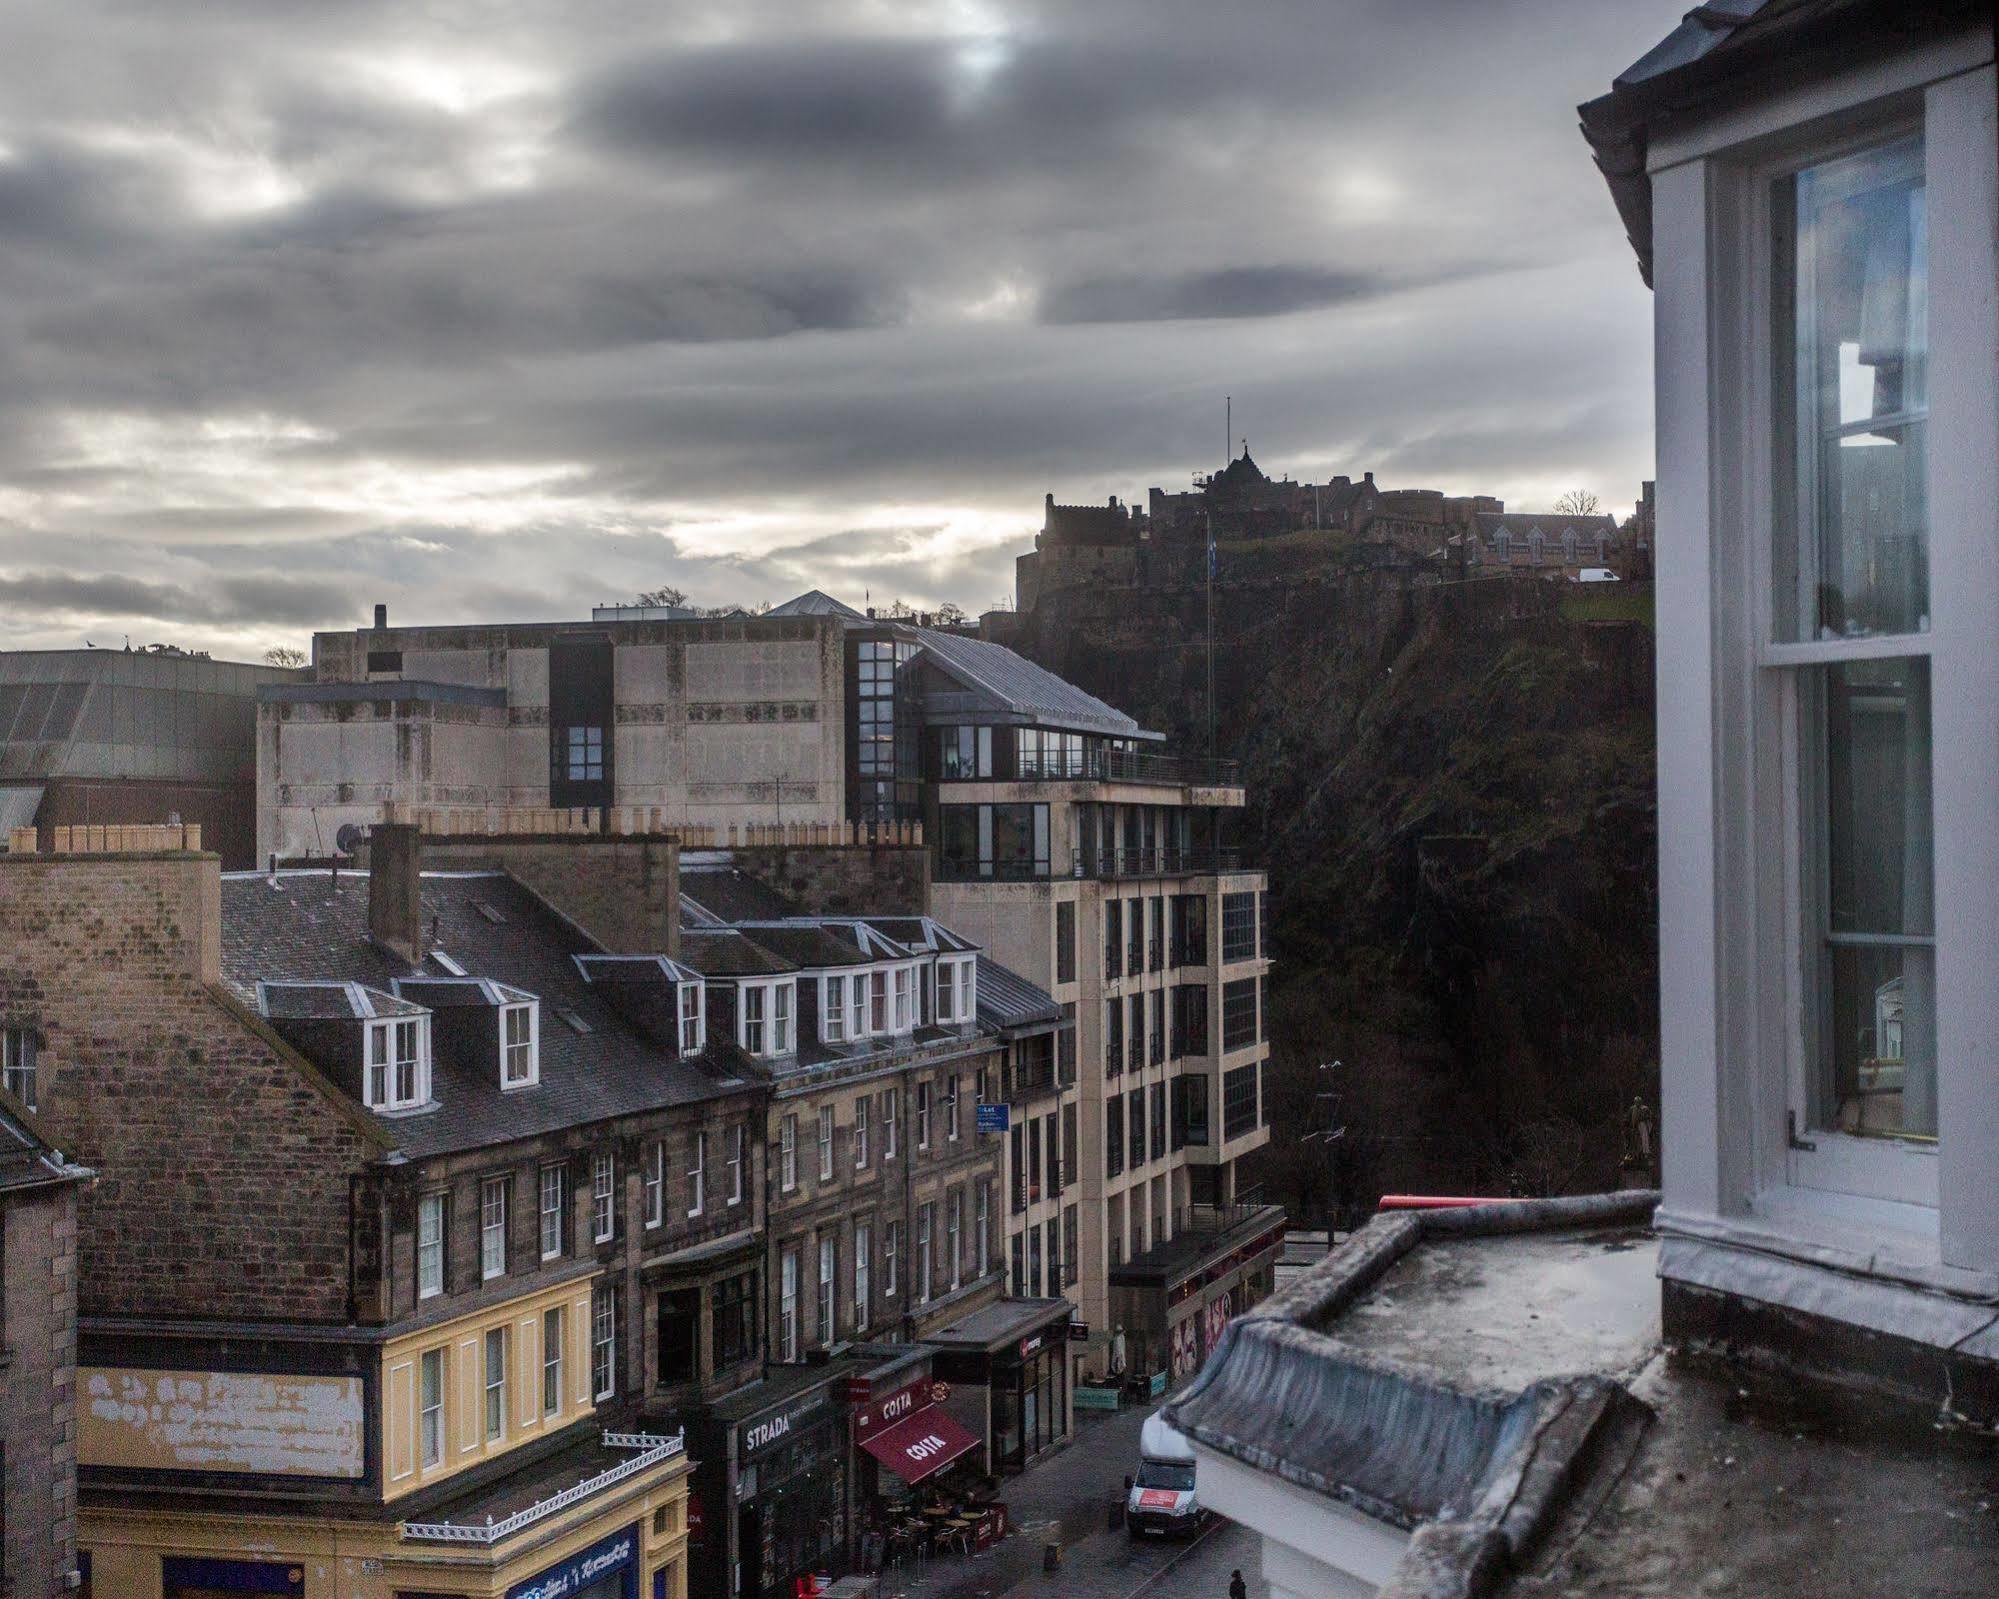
637,584,688,608
1553,489,1601,517
263,645,308,668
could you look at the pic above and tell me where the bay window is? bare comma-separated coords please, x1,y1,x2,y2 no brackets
679,982,704,1054
824,973,848,1043
365,1016,429,1111
500,1002,538,1088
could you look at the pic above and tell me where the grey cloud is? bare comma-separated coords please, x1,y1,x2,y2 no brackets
1041,267,1383,326
0,571,354,627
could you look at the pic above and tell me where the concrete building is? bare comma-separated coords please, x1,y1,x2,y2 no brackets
0,646,294,868
1168,6,1999,1598
0,1092,91,1599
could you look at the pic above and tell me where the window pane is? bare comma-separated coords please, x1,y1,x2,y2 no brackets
1818,657,1934,1137
1777,135,1928,641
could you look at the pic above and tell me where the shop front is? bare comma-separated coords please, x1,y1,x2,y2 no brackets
1110,1206,1286,1390
675,1367,852,1599
921,1298,1076,1477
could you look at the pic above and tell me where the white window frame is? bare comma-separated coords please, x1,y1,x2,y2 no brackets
823,974,848,1044
728,1123,745,1205
592,1285,618,1402
539,1163,567,1260
854,1221,872,1330
1655,50,1999,1270
417,1191,446,1300
740,984,766,1056
2,1028,37,1110
679,982,705,1055
688,1130,706,1218
365,1015,430,1111
480,1176,508,1280
916,1203,933,1304
947,1190,962,1290
592,1151,616,1244
883,1087,899,1158
892,965,914,1033
419,1346,445,1469
818,1104,835,1182
542,1306,564,1418
883,1219,900,1298
645,1141,664,1228
500,1001,539,1089
945,1073,960,1143
817,1233,835,1346
780,1113,798,1193
773,980,794,1055
916,1079,931,1149
779,1247,800,1363
484,1327,507,1441
854,1096,870,1168
975,1182,991,1278
869,968,888,1033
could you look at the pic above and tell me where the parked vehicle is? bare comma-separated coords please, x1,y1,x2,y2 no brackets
1126,1414,1207,1538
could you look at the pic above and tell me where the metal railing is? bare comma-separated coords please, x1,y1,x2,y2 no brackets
1174,1199,1278,1238
1081,848,1246,881
399,1430,685,1546
1009,749,1242,787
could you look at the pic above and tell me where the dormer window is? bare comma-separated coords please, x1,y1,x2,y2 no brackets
500,1002,539,1089
892,966,914,1033
823,974,848,1044
869,969,888,1033
367,1016,430,1111
738,980,796,1059
679,982,705,1054
936,956,977,1025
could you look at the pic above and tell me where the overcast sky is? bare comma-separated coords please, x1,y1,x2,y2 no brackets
0,0,1683,658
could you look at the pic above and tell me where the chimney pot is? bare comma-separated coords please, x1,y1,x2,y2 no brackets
373,603,388,630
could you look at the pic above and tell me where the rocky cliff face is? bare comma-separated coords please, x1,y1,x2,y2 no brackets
992,564,1659,1218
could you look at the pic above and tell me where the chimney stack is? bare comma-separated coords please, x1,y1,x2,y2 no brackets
367,822,425,965
373,603,388,630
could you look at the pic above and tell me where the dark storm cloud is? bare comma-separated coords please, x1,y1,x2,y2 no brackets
0,570,352,626
0,0,1687,654
1041,267,1383,325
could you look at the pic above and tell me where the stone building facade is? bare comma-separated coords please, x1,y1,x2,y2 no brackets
0,1096,89,1599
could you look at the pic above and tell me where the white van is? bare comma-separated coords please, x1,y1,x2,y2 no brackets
1126,1413,1207,1538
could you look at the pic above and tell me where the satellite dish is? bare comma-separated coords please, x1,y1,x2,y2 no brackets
335,823,367,855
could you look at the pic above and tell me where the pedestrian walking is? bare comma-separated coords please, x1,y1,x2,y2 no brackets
1229,1569,1248,1599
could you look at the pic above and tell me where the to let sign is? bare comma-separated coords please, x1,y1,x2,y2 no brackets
975,1102,1009,1134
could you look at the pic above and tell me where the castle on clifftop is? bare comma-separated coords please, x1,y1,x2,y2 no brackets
1012,448,1651,611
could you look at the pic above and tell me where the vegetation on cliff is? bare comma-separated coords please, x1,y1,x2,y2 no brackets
995,563,1659,1222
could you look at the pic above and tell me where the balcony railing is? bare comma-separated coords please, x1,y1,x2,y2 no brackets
1007,750,1243,786
1173,1199,1275,1238
399,1430,685,1546
936,847,1254,884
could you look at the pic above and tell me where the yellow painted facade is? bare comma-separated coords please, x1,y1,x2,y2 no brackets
79,1276,696,1599
81,1444,690,1598
380,1277,599,1501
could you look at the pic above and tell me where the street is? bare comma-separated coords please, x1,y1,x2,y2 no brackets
873,1401,1268,1599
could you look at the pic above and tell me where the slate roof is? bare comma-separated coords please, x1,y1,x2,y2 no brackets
0,1092,90,1195
677,928,797,978
725,923,877,970
257,980,424,1020
767,589,869,620
679,862,807,926
1578,0,1983,283
899,626,1160,741
220,869,757,1158
973,956,1061,1034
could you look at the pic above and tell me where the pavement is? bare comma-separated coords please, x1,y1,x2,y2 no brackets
870,1400,1268,1599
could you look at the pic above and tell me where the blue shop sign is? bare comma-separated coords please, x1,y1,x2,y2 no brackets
506,1522,640,1599
975,1102,1009,1134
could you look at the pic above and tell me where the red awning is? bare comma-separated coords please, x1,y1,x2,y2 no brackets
857,1404,980,1484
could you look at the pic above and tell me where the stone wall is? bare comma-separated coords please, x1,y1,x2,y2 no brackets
0,851,381,1323
730,843,929,918
2,1176,80,1595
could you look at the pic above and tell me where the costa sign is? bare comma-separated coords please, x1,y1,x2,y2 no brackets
854,1376,926,1434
